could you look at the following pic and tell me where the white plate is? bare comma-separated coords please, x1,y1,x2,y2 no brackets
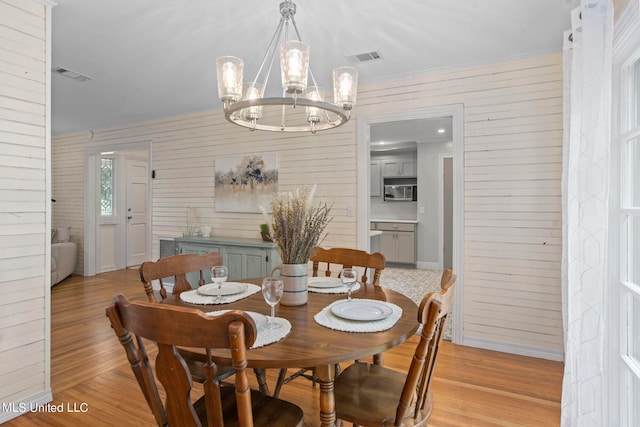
206,310,267,328
308,277,343,288
197,282,248,296
330,300,393,321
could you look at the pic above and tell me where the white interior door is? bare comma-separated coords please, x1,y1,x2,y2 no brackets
126,158,148,267
84,142,151,276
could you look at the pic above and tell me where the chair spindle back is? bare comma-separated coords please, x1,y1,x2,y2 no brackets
138,251,222,302
310,247,386,285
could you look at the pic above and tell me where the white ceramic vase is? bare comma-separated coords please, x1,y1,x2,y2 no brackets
271,263,308,306
200,225,212,237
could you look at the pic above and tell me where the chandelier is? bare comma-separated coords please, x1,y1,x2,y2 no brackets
215,1,358,134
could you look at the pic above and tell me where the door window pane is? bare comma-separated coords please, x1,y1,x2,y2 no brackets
629,293,640,363
101,158,113,215
628,216,640,286
632,58,640,130
627,136,640,207
631,372,640,425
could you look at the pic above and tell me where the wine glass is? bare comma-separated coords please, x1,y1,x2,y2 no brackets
210,265,228,302
340,268,358,301
262,277,284,329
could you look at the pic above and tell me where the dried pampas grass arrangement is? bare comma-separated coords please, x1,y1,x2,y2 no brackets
182,207,201,237
261,186,332,264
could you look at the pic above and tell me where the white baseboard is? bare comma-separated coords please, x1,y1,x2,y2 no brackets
0,388,53,423
416,261,441,270
462,337,565,362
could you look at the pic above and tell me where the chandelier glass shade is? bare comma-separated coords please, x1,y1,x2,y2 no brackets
215,1,358,133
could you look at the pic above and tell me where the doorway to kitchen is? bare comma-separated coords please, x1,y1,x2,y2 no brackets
356,104,464,343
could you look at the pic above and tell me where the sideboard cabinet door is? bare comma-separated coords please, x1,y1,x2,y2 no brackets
177,242,223,284
226,246,270,281
174,237,281,283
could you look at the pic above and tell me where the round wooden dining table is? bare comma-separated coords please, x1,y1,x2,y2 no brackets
165,278,419,427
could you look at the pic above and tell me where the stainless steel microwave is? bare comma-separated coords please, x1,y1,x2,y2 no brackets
383,185,417,202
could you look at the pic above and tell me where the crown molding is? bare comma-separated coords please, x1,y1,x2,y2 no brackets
36,0,57,7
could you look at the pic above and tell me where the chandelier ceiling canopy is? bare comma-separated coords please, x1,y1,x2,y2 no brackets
215,1,358,134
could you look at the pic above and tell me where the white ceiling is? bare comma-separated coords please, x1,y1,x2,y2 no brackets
51,0,579,136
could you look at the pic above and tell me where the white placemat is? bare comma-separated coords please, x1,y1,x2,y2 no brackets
205,310,291,349
308,282,361,294
314,298,402,333
179,283,260,305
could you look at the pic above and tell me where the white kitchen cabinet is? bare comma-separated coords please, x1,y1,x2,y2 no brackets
400,160,417,177
371,222,416,264
382,159,417,177
382,160,400,177
394,232,416,264
379,232,397,260
370,161,381,197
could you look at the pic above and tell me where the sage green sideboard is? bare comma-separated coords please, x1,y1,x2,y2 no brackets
173,236,282,283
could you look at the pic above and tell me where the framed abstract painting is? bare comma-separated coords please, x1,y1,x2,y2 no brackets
214,153,278,213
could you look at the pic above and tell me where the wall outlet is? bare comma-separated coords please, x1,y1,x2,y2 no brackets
346,205,355,217
419,206,425,214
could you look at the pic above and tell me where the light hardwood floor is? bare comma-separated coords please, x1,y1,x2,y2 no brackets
6,270,564,426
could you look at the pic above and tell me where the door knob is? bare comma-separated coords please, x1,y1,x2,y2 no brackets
127,216,133,219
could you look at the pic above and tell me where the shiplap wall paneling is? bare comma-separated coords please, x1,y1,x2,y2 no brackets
52,53,564,359
462,56,563,359
355,53,564,359
53,110,359,273
0,0,52,422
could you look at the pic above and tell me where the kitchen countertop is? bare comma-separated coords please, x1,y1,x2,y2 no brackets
370,219,418,224
369,230,383,237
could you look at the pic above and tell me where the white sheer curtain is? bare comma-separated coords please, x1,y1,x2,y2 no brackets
561,0,613,425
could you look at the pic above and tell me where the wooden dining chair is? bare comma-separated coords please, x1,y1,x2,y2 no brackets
138,251,222,302
106,294,305,427
138,251,252,388
313,247,387,363
332,269,456,427
272,247,386,397
311,247,386,286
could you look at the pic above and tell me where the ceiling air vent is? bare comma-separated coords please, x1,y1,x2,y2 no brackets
345,50,382,63
54,67,92,82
